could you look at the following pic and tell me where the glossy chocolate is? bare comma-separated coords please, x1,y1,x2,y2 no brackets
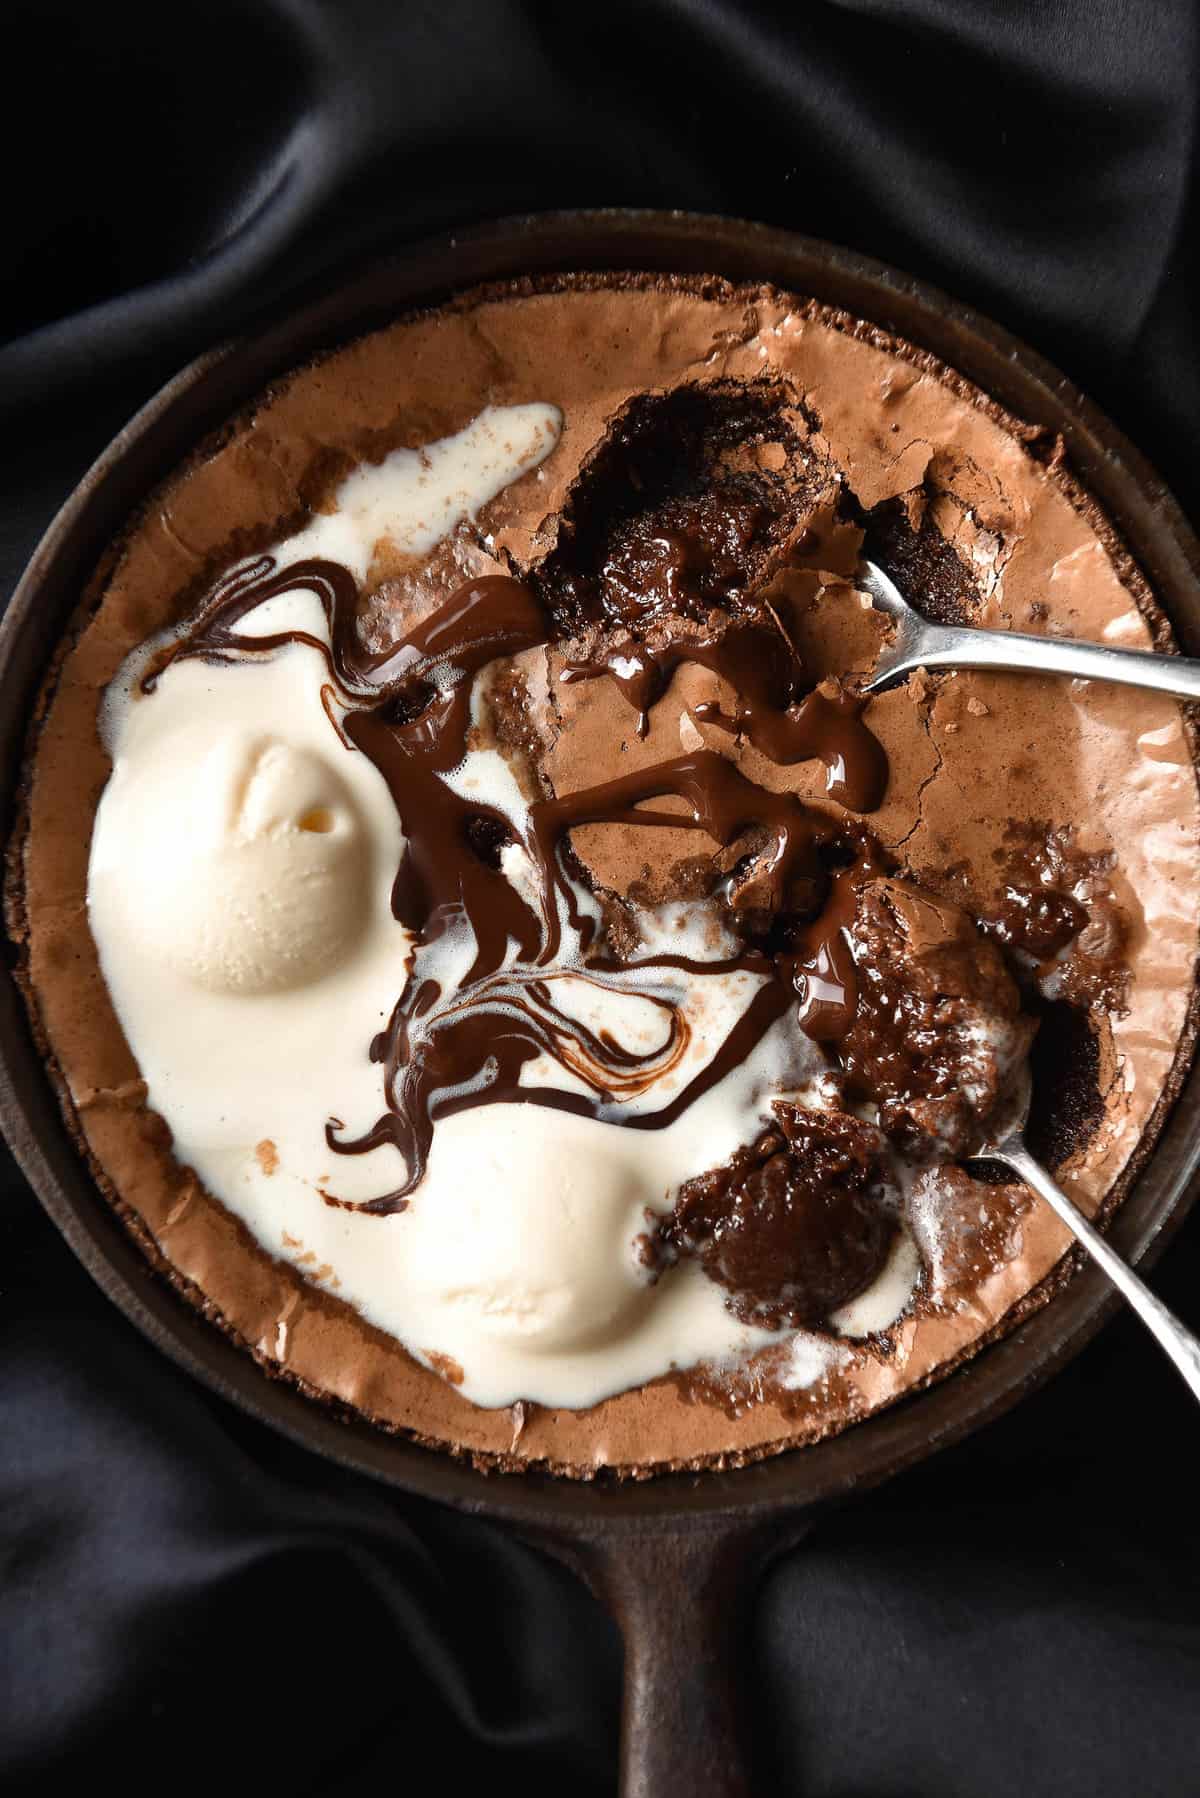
165,551,897,1219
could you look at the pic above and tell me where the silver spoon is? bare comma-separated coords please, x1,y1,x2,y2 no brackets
857,560,1200,1389
971,1069,1200,1401
860,558,1200,700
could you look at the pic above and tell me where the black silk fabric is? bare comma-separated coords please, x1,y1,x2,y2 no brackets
3,2,1199,1790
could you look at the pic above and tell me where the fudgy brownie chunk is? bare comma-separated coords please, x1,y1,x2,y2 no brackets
841,878,1036,1154
663,1106,896,1327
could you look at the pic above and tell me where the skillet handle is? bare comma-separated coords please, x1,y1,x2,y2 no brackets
574,1516,804,1797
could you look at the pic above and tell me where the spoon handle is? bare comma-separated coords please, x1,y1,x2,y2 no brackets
994,1142,1200,1402
901,625,1200,702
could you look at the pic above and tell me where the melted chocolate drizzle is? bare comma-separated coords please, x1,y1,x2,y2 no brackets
169,554,883,1209
781,834,892,1043
561,618,887,810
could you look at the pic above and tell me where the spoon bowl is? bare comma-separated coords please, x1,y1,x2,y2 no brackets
969,1068,1200,1404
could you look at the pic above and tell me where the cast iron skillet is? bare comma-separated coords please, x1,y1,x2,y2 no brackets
3,211,1200,1796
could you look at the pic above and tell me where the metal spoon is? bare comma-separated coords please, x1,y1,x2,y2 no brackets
860,559,1200,700
970,1069,1200,1401
857,560,1200,1388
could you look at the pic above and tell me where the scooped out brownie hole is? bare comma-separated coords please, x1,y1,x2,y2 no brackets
532,379,829,638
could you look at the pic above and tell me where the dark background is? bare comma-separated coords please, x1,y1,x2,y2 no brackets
3,2,1198,1790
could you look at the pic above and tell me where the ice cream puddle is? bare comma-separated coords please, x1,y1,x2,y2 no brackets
88,402,1065,1409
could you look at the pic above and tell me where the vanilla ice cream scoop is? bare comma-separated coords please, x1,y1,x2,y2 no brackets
92,721,371,995
400,1107,656,1355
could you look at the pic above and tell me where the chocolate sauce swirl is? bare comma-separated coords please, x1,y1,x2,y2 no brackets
167,551,890,1209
